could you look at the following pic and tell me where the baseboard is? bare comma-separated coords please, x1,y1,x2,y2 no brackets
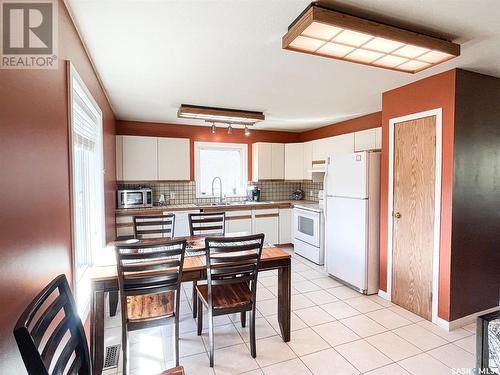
378,290,390,301
434,305,500,331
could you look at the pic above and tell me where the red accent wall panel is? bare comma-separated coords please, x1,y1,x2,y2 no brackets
0,1,116,370
380,69,456,320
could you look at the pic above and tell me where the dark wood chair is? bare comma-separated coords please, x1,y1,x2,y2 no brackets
196,233,265,367
116,239,186,375
13,274,91,375
133,213,176,239
188,211,226,319
13,274,186,375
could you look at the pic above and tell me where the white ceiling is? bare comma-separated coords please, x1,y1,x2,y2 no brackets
66,0,500,131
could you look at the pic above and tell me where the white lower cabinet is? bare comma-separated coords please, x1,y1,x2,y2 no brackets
225,210,253,234
253,208,279,244
279,208,293,244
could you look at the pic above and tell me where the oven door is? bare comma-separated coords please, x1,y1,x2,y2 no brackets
293,208,320,247
122,191,146,208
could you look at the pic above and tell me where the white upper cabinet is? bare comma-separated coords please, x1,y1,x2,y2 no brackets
312,133,355,162
158,137,190,180
252,142,284,181
375,127,382,149
116,135,123,180
122,136,158,180
271,143,284,179
303,141,313,180
285,143,304,180
354,128,377,151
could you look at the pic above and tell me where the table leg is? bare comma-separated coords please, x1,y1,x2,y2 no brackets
91,289,105,375
277,259,291,342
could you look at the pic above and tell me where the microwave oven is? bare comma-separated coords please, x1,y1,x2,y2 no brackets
117,188,153,209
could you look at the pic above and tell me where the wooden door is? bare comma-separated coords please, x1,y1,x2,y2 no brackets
392,116,436,320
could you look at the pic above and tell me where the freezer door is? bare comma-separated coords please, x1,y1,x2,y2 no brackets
327,152,368,199
326,197,368,291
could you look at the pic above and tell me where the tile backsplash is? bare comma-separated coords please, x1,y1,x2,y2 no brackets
117,180,324,206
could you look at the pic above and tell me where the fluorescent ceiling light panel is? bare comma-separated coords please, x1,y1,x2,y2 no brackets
288,35,325,51
302,21,342,40
317,42,354,57
282,4,460,73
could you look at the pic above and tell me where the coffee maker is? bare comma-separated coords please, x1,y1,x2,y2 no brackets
247,185,261,201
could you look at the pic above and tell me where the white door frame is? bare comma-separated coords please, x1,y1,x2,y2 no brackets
386,108,443,326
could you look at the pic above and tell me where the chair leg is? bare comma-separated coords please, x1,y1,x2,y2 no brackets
192,281,197,318
122,330,128,375
197,297,203,336
174,315,179,366
208,310,214,367
241,311,246,328
250,309,256,358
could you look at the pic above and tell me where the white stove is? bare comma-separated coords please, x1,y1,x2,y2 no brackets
293,203,325,265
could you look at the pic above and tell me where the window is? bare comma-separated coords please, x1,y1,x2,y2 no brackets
195,142,248,198
68,63,105,316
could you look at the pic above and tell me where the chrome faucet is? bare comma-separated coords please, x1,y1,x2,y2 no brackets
211,176,223,204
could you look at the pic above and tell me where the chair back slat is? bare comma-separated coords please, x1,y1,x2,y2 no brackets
205,234,264,305
116,239,186,324
13,275,91,375
133,214,176,239
188,212,225,236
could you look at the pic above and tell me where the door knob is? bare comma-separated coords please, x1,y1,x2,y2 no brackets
394,212,402,219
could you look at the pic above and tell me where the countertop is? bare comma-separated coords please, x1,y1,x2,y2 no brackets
115,200,318,216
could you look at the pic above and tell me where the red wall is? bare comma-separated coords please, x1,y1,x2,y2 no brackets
380,70,456,320
0,1,116,372
300,112,382,142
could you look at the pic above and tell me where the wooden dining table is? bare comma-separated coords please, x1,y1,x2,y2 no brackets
89,234,292,375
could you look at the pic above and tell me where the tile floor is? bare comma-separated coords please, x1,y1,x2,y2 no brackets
102,248,477,375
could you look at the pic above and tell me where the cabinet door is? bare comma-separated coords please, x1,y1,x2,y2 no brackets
253,209,279,244
116,135,123,180
285,143,304,180
312,138,327,162
375,127,382,149
329,133,355,157
122,136,158,181
271,143,284,179
354,128,377,151
252,143,272,181
279,208,293,244
225,210,253,234
303,141,313,180
158,137,190,180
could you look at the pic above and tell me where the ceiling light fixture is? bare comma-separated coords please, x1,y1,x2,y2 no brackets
282,4,460,73
227,124,233,134
211,122,216,133
244,125,251,136
178,104,265,123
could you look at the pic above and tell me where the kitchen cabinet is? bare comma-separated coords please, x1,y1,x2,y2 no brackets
225,210,253,234
303,141,313,180
279,208,293,244
271,143,285,179
375,127,382,149
116,135,123,180
158,137,190,180
122,136,158,181
354,128,377,151
312,133,355,162
253,208,279,244
285,143,304,180
252,142,284,181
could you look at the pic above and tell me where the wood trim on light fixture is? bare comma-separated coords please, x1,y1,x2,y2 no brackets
178,104,265,123
282,4,460,73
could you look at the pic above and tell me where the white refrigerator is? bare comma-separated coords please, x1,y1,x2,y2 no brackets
326,151,380,295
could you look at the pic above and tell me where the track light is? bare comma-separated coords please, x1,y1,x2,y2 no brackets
244,125,250,136
227,124,233,134
211,122,216,133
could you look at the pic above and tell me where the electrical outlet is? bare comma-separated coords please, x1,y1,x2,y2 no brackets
170,192,176,200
